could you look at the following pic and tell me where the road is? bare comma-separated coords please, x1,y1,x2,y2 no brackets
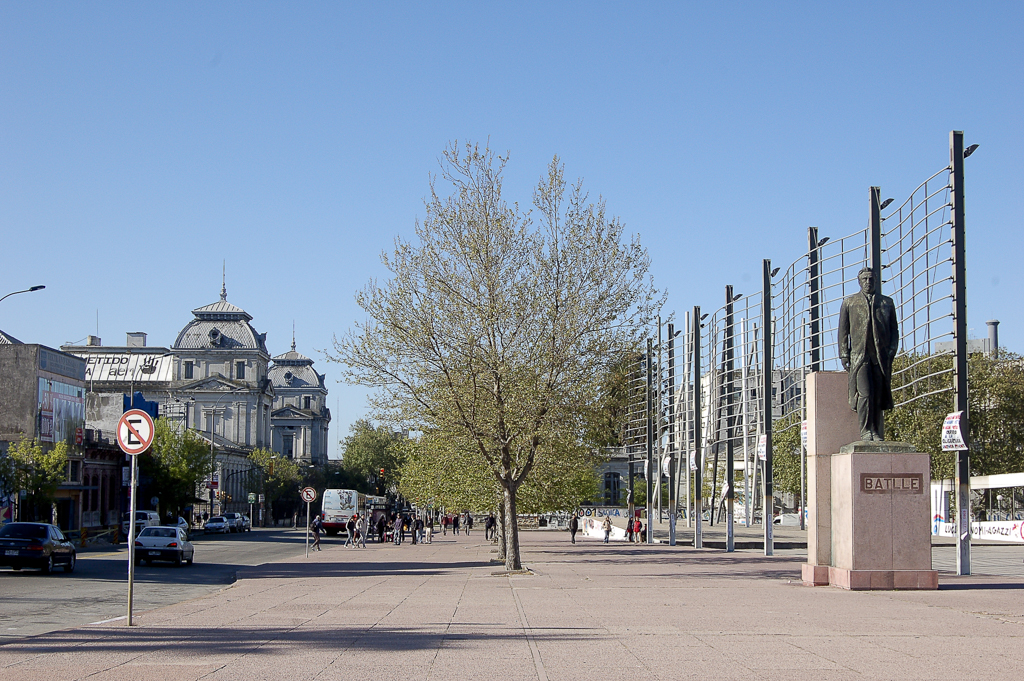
0,527,316,640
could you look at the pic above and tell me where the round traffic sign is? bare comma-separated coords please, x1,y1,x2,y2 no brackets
300,487,317,503
117,409,155,455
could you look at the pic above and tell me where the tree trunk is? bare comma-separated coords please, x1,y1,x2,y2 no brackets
503,484,521,571
496,502,507,561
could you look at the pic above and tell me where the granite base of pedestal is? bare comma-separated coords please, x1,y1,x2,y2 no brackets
801,563,829,586
828,567,938,591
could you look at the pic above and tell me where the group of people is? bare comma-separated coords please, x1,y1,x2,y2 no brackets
567,513,645,544
308,509,494,550
438,512,474,536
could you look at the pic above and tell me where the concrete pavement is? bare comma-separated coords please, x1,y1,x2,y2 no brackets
2,531,1023,680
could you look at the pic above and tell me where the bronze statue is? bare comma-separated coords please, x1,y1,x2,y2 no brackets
838,268,899,442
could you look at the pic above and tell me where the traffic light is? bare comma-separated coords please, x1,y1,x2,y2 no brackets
379,468,385,477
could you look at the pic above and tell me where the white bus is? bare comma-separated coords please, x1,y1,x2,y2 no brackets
321,489,366,536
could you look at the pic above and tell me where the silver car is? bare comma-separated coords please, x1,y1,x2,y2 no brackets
134,526,194,566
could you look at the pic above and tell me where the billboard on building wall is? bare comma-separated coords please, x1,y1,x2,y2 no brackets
82,353,174,382
37,377,85,443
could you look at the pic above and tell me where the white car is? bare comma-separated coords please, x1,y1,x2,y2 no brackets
134,526,194,566
204,516,231,534
120,510,161,541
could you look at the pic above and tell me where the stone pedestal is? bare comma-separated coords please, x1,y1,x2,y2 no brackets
828,442,938,590
802,372,861,587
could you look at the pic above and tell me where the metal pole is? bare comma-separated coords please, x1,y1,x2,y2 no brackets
126,452,138,626
668,322,676,546
951,129,971,576
305,500,311,557
725,286,735,552
808,226,822,373
762,260,774,556
657,319,663,523
870,188,882,293
692,306,703,548
741,317,751,528
685,311,692,530
646,338,654,544
800,318,807,531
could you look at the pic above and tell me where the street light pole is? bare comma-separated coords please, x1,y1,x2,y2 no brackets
0,285,45,305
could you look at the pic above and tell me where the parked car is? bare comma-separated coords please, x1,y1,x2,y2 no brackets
240,515,252,532
0,522,76,574
120,510,161,541
204,516,231,534
173,516,191,537
222,512,245,532
134,526,194,566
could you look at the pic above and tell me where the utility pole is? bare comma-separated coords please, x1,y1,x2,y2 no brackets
950,130,971,576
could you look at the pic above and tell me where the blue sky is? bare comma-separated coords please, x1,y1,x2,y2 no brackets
2,3,1021,458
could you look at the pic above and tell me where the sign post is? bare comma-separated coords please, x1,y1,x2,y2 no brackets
300,487,317,557
116,408,155,627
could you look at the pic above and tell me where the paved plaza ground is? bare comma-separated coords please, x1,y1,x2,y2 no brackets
2,530,1023,680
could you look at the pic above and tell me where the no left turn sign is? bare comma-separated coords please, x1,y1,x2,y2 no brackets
300,487,317,503
117,409,155,455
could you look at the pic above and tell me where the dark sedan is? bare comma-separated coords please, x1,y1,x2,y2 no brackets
0,522,76,574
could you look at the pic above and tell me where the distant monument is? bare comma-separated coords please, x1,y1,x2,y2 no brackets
838,268,899,442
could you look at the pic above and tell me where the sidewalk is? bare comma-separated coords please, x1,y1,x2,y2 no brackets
2,532,1023,680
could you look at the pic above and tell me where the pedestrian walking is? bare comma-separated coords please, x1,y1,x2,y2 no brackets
453,513,460,536
485,513,496,540
633,518,643,544
377,515,387,544
415,516,424,544
569,513,579,544
358,514,368,548
426,515,434,544
344,515,357,547
465,512,473,536
443,514,449,536
311,514,322,551
602,516,612,543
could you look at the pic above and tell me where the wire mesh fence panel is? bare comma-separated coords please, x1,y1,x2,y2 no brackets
881,166,955,408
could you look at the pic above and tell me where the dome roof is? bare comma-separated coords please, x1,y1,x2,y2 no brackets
173,295,268,354
269,339,324,389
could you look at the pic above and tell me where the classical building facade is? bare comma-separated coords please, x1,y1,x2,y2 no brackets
62,286,283,519
268,339,331,465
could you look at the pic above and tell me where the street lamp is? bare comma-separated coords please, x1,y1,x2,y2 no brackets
0,285,45,304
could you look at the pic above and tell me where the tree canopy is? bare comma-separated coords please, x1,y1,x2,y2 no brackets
330,143,660,570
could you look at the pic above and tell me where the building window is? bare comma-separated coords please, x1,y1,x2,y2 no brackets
284,435,294,459
184,361,194,379
236,361,245,379
303,396,311,410
603,472,621,506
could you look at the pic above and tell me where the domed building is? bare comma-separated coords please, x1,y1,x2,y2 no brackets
170,283,275,452
268,336,331,465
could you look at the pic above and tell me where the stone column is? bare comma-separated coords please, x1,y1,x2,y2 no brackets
802,371,860,586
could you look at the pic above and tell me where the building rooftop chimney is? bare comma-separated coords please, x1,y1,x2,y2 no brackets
126,332,147,348
86,335,102,347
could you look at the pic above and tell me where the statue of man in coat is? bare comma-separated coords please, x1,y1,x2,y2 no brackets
838,268,900,442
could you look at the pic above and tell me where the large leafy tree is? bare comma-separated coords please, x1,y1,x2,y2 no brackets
340,419,406,492
139,420,212,521
888,350,1024,480
247,447,300,525
330,143,660,570
1,439,68,521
